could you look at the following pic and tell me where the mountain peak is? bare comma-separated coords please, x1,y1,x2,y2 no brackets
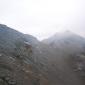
42,29,85,46
64,30,73,33
63,30,76,35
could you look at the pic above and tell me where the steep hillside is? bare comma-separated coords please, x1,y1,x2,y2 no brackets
0,24,85,85
0,24,49,85
42,31,85,85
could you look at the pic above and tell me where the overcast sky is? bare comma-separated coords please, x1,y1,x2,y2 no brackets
0,0,85,40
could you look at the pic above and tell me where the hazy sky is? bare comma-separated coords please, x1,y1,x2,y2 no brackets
0,0,85,40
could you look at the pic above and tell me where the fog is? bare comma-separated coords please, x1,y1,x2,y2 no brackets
0,0,85,40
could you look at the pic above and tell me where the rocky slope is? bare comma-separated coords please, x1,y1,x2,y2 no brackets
0,24,49,85
0,24,85,85
42,31,85,85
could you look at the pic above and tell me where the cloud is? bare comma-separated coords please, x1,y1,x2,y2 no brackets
0,0,85,40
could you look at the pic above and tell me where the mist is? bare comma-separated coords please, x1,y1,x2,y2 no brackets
0,0,85,40
0,1,85,84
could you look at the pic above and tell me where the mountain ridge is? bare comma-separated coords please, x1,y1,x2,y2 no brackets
0,24,85,85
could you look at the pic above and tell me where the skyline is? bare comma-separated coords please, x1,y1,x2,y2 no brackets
0,0,85,40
